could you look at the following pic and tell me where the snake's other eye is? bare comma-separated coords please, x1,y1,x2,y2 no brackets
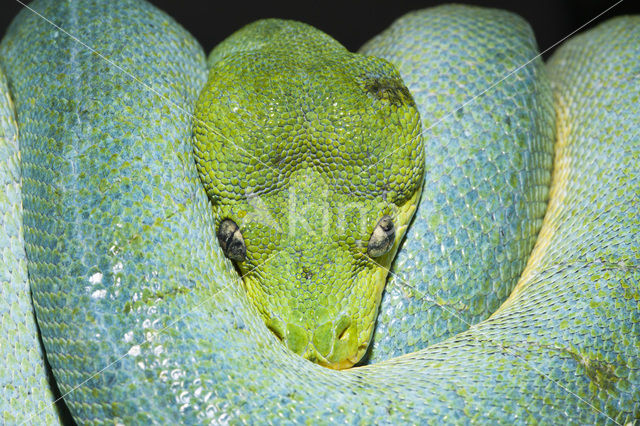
217,219,246,262
367,215,395,258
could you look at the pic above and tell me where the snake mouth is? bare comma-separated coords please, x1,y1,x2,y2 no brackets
316,353,362,370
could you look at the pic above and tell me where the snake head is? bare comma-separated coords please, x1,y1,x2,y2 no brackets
193,19,424,369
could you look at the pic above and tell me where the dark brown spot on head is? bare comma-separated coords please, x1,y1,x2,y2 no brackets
363,76,415,107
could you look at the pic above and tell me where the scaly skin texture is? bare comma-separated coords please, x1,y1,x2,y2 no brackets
0,0,638,424
193,19,424,369
0,64,58,424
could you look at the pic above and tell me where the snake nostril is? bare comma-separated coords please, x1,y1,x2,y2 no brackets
338,327,348,341
335,315,351,341
265,318,285,342
267,326,284,342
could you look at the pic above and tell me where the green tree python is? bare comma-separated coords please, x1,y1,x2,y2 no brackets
0,0,638,424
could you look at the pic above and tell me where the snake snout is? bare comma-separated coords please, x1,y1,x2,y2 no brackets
311,314,359,369
265,313,359,369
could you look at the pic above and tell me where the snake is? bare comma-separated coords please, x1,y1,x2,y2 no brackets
0,0,638,424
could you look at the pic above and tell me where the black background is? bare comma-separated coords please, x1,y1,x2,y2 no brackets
2,1,640,59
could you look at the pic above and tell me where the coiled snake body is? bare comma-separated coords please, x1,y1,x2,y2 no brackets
0,0,638,424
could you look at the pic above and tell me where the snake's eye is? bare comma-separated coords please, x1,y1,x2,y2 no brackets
367,215,395,258
217,219,246,262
